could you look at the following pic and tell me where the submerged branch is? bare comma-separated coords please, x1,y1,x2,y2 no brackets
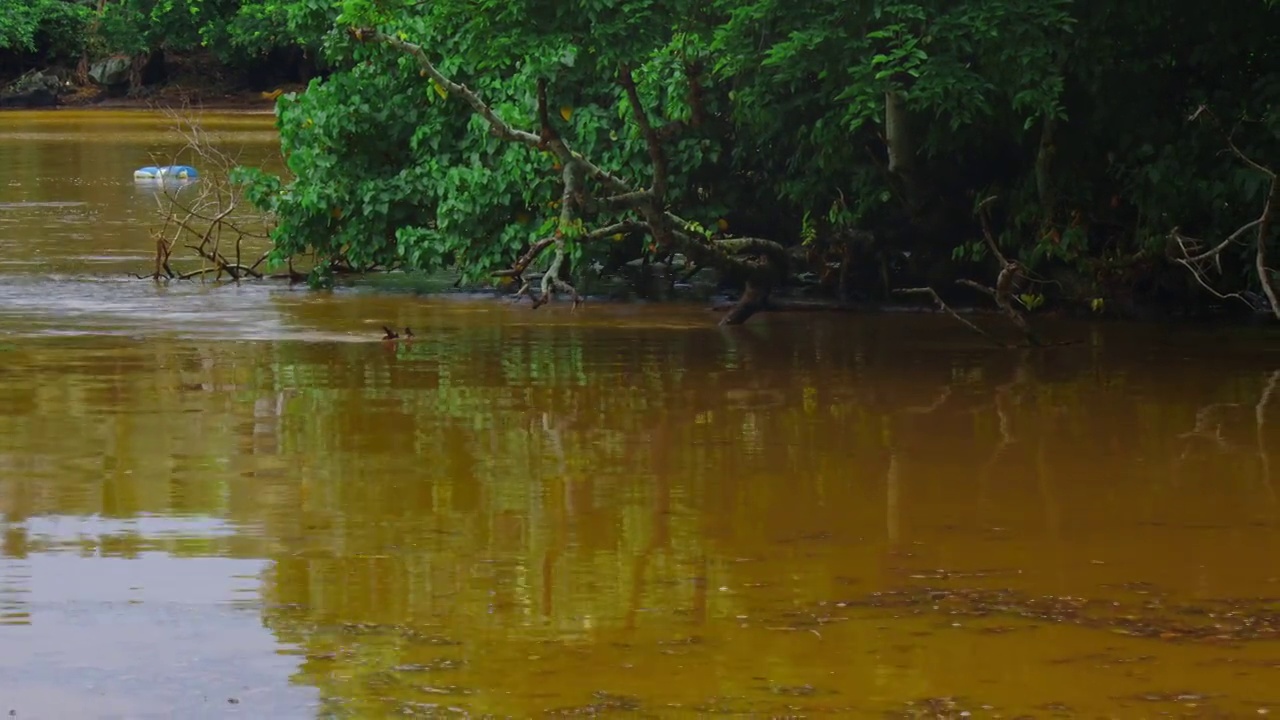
719,281,770,326
894,287,1008,348
959,264,1040,346
132,104,280,283
941,196,1045,346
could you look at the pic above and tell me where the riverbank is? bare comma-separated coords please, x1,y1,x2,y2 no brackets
59,83,296,112
0,61,302,113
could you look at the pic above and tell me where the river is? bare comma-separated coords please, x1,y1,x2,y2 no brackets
1,110,1279,718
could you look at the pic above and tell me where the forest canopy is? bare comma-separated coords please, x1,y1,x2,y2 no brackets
4,0,1279,322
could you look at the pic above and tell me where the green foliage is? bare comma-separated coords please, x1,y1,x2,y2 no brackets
89,0,329,61
205,0,337,60
7,0,1267,312
185,0,1280,309
0,0,328,82
0,0,91,56
238,0,731,287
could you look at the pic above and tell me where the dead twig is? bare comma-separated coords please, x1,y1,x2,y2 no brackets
136,102,278,283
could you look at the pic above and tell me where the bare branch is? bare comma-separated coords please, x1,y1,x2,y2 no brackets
959,264,1040,346
894,287,1009,348
713,235,793,270
1255,178,1280,317
956,279,996,299
133,103,279,282
1190,105,1278,180
599,190,653,210
1174,219,1263,265
1169,181,1278,317
976,195,1008,267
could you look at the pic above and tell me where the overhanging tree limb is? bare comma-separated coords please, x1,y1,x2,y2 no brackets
352,27,791,324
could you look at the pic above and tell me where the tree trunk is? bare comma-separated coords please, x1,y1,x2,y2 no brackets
885,90,917,208
1036,115,1057,225
128,53,145,95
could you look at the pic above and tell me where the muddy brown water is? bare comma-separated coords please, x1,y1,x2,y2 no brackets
2,110,1280,718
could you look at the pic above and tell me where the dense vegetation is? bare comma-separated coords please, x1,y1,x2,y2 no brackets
0,0,319,88
5,0,1279,323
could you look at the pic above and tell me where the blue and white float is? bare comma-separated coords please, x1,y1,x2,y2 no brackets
133,165,199,181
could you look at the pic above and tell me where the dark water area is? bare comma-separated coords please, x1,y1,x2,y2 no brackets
1,111,1280,718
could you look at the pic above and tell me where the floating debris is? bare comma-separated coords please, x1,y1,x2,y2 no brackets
392,658,464,673
546,691,642,716
132,165,199,181
890,696,980,719
822,587,1280,644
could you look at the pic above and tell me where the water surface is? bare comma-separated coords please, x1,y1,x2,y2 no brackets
2,110,1279,718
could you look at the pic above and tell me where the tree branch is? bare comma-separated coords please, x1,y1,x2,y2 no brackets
1168,182,1277,318
976,195,1009,266
958,265,1039,346
493,237,557,282
619,63,668,202
1255,177,1280,318
894,287,1009,348
356,28,541,146
354,27,792,324
1172,105,1280,318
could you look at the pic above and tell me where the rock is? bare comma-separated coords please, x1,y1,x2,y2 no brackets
0,70,65,109
0,88,58,109
88,55,132,87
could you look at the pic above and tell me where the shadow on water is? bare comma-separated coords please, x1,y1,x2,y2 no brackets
3,111,1280,718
